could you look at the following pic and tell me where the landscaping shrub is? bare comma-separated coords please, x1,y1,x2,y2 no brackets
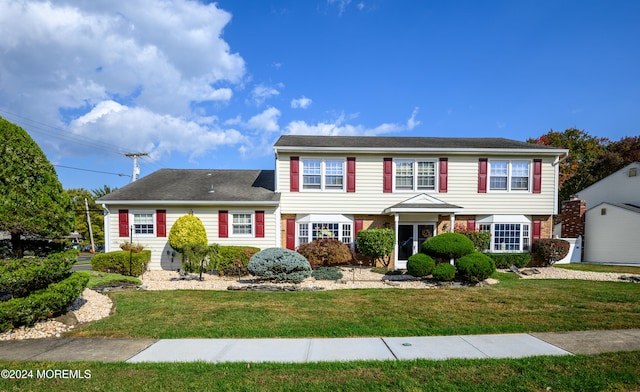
183,244,219,279
406,253,435,277
456,252,496,283
248,248,312,283
0,271,89,332
455,225,491,252
356,229,395,268
208,246,260,276
432,263,456,281
0,250,75,300
532,238,570,266
91,250,151,277
311,267,343,281
168,214,208,253
297,238,353,267
487,252,531,269
421,232,475,260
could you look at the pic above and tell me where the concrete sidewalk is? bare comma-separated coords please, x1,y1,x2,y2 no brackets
0,330,639,363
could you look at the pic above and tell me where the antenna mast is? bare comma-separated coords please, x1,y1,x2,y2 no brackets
124,152,149,182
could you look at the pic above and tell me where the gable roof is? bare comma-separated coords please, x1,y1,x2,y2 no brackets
97,169,279,205
274,135,567,154
587,202,640,215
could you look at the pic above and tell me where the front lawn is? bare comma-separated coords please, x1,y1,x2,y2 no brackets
69,278,640,339
1,352,639,391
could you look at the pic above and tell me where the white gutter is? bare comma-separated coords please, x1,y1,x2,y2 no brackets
98,200,280,206
274,146,569,155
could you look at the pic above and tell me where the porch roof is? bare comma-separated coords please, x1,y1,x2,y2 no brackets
383,194,463,214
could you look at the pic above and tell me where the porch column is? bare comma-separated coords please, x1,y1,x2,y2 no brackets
393,213,399,269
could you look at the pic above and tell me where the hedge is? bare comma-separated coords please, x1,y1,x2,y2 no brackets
0,271,89,332
208,246,261,275
0,250,75,300
486,252,531,269
91,250,151,277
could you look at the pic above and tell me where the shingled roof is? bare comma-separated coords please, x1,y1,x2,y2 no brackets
274,135,565,151
97,169,279,204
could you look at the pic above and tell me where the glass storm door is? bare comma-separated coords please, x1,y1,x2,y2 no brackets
397,223,436,267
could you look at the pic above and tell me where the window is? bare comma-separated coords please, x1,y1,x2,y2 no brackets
231,213,253,236
489,160,530,191
395,159,436,191
480,223,530,252
301,159,344,191
298,222,353,247
133,212,154,235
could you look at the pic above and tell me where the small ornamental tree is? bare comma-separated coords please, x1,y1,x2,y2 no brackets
421,232,475,261
356,228,395,268
532,238,570,266
168,214,208,272
297,238,352,267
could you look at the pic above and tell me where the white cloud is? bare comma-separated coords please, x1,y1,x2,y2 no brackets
284,111,414,136
407,107,420,130
246,107,281,132
328,0,352,16
250,84,280,106
0,0,245,159
291,96,312,109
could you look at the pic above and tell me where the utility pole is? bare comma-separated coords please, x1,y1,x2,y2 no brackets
84,198,95,253
124,152,148,182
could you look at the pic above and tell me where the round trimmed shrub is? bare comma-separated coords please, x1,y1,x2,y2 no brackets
406,253,435,277
297,238,353,267
421,232,475,260
432,263,456,282
248,248,312,283
168,214,208,253
455,252,496,283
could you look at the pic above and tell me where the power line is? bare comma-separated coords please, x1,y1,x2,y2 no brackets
54,164,130,178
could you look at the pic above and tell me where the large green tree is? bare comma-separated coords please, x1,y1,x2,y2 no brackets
527,128,608,203
0,117,74,257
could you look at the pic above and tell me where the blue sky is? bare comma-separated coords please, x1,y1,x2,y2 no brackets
0,0,638,192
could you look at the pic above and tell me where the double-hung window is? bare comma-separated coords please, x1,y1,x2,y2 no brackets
302,159,344,191
231,212,253,236
489,160,530,192
133,212,154,235
395,159,436,191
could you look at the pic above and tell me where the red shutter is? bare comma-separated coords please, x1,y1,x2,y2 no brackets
219,210,228,238
347,157,356,192
383,158,393,193
354,219,364,238
439,157,448,193
533,159,542,194
286,219,296,250
290,156,299,192
156,210,166,237
532,220,541,246
467,219,476,231
478,158,488,193
118,210,129,237
255,211,265,238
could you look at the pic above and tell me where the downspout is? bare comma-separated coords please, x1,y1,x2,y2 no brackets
551,152,570,216
102,204,110,253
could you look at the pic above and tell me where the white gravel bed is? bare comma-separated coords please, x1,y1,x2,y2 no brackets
513,267,631,281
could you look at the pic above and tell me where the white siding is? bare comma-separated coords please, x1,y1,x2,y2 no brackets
278,153,558,216
106,205,278,271
584,204,640,264
576,163,640,209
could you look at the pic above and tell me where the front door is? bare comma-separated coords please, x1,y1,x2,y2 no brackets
396,223,436,269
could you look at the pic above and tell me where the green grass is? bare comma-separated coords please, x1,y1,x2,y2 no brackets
556,263,640,274
69,278,640,339
1,352,639,391
86,271,141,290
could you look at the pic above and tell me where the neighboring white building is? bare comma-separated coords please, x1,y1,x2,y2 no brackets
572,163,640,265
99,135,567,270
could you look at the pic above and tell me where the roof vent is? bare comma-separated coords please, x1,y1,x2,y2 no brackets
629,167,637,177
208,184,215,193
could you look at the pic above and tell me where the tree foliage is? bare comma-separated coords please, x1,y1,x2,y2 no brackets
168,214,208,254
356,228,395,268
0,117,74,257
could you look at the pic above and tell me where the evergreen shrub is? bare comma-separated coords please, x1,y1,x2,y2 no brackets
421,232,475,260
0,250,75,300
311,267,343,281
487,252,531,269
432,263,456,281
248,248,312,283
91,250,151,277
208,246,261,276
456,252,496,283
406,253,435,277
297,238,352,267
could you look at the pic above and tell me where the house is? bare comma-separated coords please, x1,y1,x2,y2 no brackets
98,135,567,270
561,162,640,265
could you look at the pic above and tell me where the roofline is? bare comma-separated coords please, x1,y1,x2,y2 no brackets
274,146,568,155
576,162,640,197
383,207,464,214
586,202,640,214
98,200,280,206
